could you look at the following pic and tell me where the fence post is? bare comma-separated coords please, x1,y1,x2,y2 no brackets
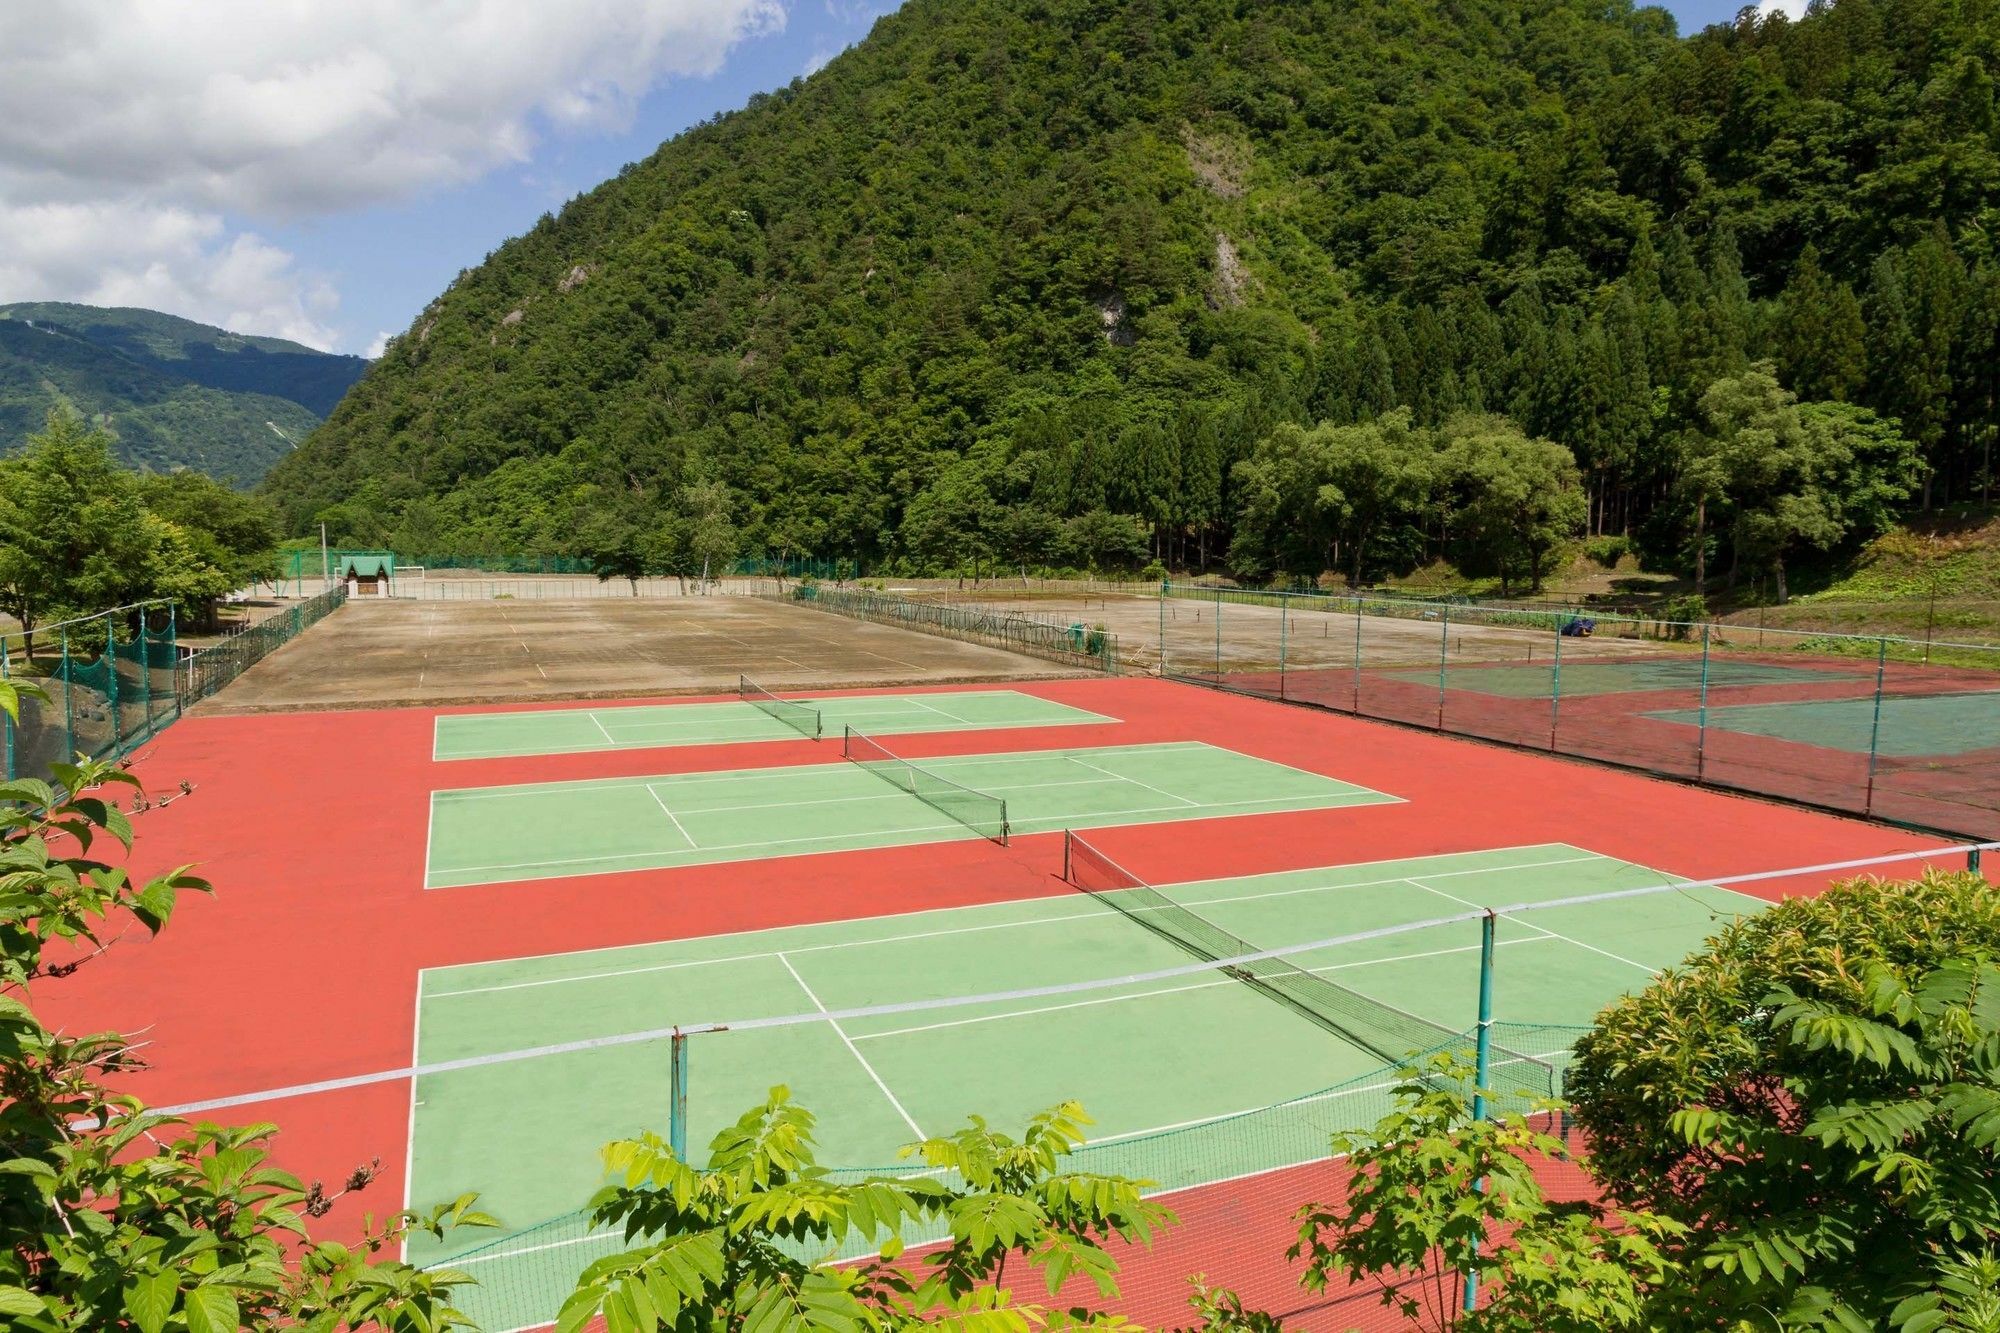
1548,614,1563,749
0,639,13,781
1695,624,1712,782
1863,638,1889,817
1278,589,1289,699
1159,580,1169,676
60,629,75,761
668,1030,689,1161
103,614,121,759
169,603,182,719
1212,586,1223,681
135,614,152,738
1462,911,1500,1313
1437,604,1450,729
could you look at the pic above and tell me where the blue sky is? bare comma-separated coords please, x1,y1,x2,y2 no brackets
0,0,1770,357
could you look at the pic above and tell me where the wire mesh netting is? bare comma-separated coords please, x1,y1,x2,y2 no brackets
738,674,823,739
1063,831,1555,1104
841,725,1010,844
1159,583,2000,841
179,586,346,707
786,585,1121,672
1,601,181,780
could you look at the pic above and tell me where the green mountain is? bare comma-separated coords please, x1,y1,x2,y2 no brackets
261,0,2000,572
0,303,367,485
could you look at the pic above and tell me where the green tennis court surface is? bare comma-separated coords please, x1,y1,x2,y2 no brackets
1383,657,1855,698
1648,689,2000,757
432,689,1116,760
424,742,1393,888
406,842,1764,1282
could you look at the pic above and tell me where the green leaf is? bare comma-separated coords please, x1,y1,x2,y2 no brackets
123,1272,177,1333
183,1286,238,1333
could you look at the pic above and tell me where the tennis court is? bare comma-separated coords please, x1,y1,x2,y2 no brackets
1648,689,2000,757
432,688,1117,760
1384,657,1857,698
406,841,1764,1284
424,741,1393,888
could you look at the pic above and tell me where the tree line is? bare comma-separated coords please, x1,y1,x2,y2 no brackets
0,410,280,653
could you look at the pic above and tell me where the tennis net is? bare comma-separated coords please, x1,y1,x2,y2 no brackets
738,674,822,739
842,726,1009,845
1062,831,1555,1103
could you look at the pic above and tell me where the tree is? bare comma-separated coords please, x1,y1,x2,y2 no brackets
136,473,281,593
1567,870,2000,1329
1227,412,1434,587
1439,416,1585,595
558,1089,1171,1332
0,411,156,656
1194,1057,1680,1333
0,678,497,1331
578,513,652,594
1060,510,1147,573
679,480,739,587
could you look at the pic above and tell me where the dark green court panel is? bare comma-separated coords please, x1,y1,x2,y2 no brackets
424,741,1396,888
1382,657,1857,698
1648,690,2000,757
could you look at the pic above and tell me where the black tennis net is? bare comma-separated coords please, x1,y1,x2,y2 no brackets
1062,831,1554,1103
842,726,1009,844
738,674,822,739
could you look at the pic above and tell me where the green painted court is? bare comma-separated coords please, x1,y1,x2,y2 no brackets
406,842,1765,1279
432,689,1117,760
1385,657,1856,698
424,741,1393,888
1648,689,2000,757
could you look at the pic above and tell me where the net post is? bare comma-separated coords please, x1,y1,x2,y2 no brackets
668,1029,689,1162
1062,829,1074,883
1971,846,1984,878
1863,638,1888,817
1462,910,1499,1315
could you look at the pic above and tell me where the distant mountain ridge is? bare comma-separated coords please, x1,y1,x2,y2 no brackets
0,302,368,485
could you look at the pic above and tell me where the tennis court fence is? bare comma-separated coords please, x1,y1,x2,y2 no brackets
783,585,1121,672
1158,582,2000,841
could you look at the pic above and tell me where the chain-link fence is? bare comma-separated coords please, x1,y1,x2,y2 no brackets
783,585,1122,672
1158,583,2000,840
1,602,180,780
179,586,347,707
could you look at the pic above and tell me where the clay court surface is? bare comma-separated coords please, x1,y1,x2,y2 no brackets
44,589,1977,1328
194,595,1080,713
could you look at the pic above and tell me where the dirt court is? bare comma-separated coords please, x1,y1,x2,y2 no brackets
914,588,1671,674
194,596,1081,713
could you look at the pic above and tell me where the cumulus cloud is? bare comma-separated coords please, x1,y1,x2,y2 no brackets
0,0,787,348
363,331,393,359
1757,0,1812,17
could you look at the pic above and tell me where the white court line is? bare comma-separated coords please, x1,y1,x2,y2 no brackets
777,953,924,1138
1064,755,1197,807
427,791,1389,881
643,784,698,850
848,937,1550,1043
1405,875,1660,974
423,851,1601,998
589,713,617,746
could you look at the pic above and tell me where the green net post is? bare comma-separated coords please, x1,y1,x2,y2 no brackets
1695,624,1712,781
669,1030,689,1162
1158,582,1168,675
1971,847,1984,879
1436,604,1450,728
1462,911,1499,1313
1863,638,1889,816
1351,593,1364,711
60,628,75,762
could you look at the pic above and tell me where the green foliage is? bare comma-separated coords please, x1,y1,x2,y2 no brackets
0,303,362,484
559,1088,1171,1332
1439,416,1587,595
0,693,497,1330
0,411,272,641
264,0,2000,583
1199,1056,1681,1333
1567,871,2000,1328
1228,411,1435,587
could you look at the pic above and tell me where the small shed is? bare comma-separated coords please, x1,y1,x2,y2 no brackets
337,554,395,597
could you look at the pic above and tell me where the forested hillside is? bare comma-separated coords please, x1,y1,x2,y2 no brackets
0,304,366,485
262,0,2000,590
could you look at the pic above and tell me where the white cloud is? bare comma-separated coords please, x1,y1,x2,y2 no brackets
802,46,841,77
0,199,340,348
1757,0,1812,17
0,1,788,349
363,330,392,359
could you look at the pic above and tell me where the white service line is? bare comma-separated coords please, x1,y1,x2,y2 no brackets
776,953,924,1138
1404,876,1661,974
644,784,698,849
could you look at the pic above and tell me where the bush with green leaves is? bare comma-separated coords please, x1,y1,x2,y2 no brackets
1567,871,2000,1328
0,679,495,1332
559,1089,1171,1332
